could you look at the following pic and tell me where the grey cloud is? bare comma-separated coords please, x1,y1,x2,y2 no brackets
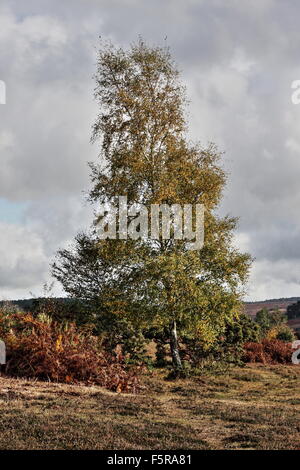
1,0,300,299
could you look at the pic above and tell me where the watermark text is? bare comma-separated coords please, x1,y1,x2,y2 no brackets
96,197,204,250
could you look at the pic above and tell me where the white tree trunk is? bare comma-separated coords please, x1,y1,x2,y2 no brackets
170,320,182,370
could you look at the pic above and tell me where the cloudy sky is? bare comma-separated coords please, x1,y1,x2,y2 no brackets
1,0,300,301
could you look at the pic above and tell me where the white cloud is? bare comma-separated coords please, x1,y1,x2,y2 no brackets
247,259,300,301
1,0,300,301
0,222,48,298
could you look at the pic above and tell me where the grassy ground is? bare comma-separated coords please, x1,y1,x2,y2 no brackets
0,364,299,450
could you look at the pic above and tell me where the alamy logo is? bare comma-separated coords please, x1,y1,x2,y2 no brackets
0,81,6,104
292,340,300,365
0,340,6,365
96,196,204,250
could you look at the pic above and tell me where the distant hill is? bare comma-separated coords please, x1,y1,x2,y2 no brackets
244,297,300,335
0,298,36,311
1,296,300,333
244,297,300,317
0,298,69,312
2,296,300,317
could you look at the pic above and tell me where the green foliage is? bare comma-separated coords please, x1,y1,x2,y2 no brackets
0,303,23,339
275,325,295,343
183,313,261,368
155,343,168,367
255,308,287,335
103,317,149,364
145,326,170,367
218,313,261,365
224,313,261,346
37,295,149,364
287,300,300,319
255,308,294,342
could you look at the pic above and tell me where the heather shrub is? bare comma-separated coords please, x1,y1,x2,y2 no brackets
25,290,149,365
274,325,295,342
260,323,295,345
255,308,294,341
0,313,141,393
243,339,293,364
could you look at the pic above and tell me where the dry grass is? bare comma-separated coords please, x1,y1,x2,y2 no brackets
0,364,299,450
